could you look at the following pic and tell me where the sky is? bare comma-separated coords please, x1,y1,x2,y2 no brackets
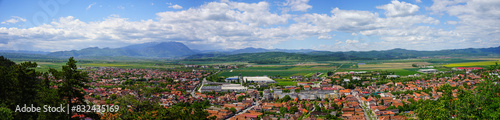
0,0,499,52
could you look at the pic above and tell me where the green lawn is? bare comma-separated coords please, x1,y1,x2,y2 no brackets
274,79,297,86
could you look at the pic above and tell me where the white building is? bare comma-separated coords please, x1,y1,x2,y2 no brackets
221,84,247,92
418,69,438,74
243,76,276,84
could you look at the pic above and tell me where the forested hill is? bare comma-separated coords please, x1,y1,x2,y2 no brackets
47,42,195,58
184,46,500,63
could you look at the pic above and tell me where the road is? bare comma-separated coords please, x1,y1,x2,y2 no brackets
318,63,343,86
193,70,220,97
226,101,260,120
355,95,377,120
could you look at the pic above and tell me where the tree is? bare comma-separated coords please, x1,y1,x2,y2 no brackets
52,57,90,119
230,107,237,114
282,95,291,102
0,106,13,120
412,64,418,67
0,56,42,119
289,106,298,113
110,94,117,100
279,107,287,114
327,71,334,76
238,95,245,102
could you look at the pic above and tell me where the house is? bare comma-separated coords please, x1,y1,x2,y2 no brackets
376,111,395,116
304,85,311,90
418,69,438,74
387,75,399,78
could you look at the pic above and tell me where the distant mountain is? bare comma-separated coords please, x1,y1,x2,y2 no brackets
48,42,195,58
184,46,500,63
3,42,499,61
229,47,318,54
0,50,49,55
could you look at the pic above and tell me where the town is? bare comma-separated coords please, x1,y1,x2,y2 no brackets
74,63,498,120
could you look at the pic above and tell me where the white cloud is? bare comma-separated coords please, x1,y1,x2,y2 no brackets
345,39,359,44
86,2,96,10
1,16,26,24
0,1,294,51
335,40,343,45
376,0,420,17
0,0,498,52
428,0,500,48
416,0,422,3
168,4,183,9
447,21,458,25
283,0,312,12
318,35,332,39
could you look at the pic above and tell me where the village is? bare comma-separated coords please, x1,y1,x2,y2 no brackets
78,65,499,120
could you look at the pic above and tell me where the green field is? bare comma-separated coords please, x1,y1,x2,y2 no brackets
15,60,184,72
219,70,328,78
443,60,499,67
274,79,297,86
179,61,248,65
386,69,420,76
238,66,295,70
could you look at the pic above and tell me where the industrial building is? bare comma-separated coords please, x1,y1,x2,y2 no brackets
242,76,276,84
225,76,239,82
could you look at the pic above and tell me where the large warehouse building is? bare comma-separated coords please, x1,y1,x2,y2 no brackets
243,76,276,84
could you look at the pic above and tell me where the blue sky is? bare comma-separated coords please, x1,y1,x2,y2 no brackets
0,0,499,52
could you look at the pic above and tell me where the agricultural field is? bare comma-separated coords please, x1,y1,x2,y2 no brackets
179,61,248,65
30,62,66,72
238,66,295,70
443,60,500,67
218,70,329,78
357,62,430,69
15,60,184,72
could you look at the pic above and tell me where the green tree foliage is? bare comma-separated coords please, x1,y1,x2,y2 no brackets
279,107,287,114
238,95,246,102
281,95,291,102
416,82,500,119
289,106,298,113
230,107,237,114
327,71,334,76
50,57,90,119
113,95,214,120
0,106,13,120
0,56,41,119
282,89,290,93
0,56,98,119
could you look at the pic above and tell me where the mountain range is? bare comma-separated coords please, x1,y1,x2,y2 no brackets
47,42,195,58
45,42,319,58
0,42,499,62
